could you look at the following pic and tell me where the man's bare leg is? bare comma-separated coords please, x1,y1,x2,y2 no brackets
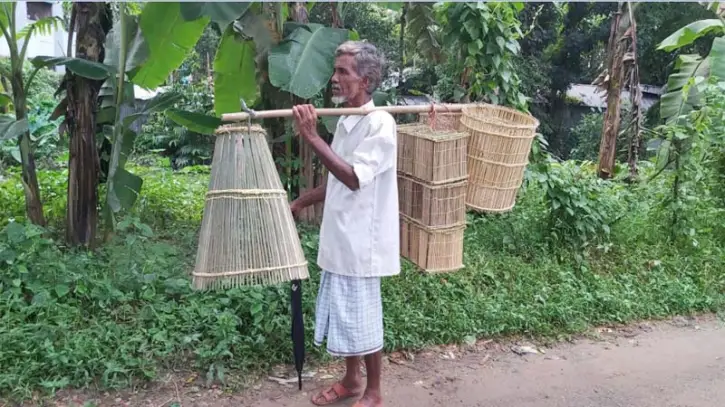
311,357,363,405
356,351,383,406
342,356,363,389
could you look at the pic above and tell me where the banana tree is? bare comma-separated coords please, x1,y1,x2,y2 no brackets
651,4,724,176
0,2,64,225
63,2,111,247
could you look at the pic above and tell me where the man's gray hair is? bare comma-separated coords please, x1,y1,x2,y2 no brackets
335,41,385,95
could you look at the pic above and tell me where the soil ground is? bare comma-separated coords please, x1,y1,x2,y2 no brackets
19,314,725,407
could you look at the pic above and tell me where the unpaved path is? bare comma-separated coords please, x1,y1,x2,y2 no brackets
48,314,725,407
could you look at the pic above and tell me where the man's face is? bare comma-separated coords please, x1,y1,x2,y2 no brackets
331,54,367,104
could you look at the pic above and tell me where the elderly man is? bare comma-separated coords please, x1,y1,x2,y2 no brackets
290,41,399,407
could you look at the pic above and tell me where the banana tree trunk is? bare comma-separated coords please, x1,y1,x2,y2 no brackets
597,4,625,180
65,2,111,247
11,70,46,226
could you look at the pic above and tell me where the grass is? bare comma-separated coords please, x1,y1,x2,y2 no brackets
0,162,724,402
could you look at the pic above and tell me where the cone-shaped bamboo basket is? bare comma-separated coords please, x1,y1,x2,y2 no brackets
461,104,539,213
192,124,309,290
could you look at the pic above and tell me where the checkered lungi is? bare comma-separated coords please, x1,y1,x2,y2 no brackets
313,270,384,357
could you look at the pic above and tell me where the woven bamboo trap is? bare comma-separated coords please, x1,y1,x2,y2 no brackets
398,173,467,228
418,112,463,132
192,124,309,290
397,124,469,185
400,215,465,273
460,104,539,213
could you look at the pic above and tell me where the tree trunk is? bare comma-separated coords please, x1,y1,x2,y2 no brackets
11,71,46,226
397,3,408,93
625,6,642,181
597,5,625,180
65,2,110,247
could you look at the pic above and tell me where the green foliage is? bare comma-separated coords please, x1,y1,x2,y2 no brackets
569,112,605,161
658,19,725,52
651,82,725,243
309,2,398,74
437,2,527,108
138,83,216,168
637,2,720,85
533,160,629,249
0,58,63,106
213,27,257,115
268,23,352,100
130,2,210,89
1,162,724,400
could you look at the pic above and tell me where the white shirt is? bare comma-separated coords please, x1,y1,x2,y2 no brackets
317,100,401,278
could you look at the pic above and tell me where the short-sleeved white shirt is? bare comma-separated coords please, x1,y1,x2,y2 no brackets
317,100,401,278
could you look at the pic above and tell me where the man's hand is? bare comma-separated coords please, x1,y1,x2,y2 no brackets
292,104,319,142
290,200,303,220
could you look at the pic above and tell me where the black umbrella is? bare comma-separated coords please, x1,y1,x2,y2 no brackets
290,279,305,390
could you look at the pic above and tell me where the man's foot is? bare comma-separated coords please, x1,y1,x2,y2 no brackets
310,381,362,406
351,391,383,407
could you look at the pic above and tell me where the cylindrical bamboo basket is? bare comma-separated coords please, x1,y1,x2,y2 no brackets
400,215,465,273
461,104,539,213
397,124,469,185
397,173,467,228
192,124,309,290
418,112,463,132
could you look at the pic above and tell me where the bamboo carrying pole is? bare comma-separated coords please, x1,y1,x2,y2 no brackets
221,103,466,122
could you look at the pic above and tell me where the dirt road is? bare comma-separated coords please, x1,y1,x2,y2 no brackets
51,315,724,407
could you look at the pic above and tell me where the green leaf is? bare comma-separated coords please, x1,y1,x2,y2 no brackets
657,19,725,52
0,116,28,141
199,2,251,30
659,54,708,124
709,37,725,81
165,109,222,135
268,24,350,99
0,92,11,108
31,56,114,80
122,91,183,127
213,28,258,116
250,302,263,315
232,11,274,55
55,284,70,298
103,15,150,72
321,116,339,134
655,140,672,172
132,2,209,89
107,168,143,212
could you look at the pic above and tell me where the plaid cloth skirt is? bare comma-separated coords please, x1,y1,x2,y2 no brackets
314,270,384,357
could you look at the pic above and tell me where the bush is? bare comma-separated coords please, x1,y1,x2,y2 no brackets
136,83,215,169
1,161,724,400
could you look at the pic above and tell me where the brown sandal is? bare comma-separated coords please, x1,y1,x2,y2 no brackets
311,382,361,406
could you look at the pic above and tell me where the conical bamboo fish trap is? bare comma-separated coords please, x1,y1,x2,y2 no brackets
418,112,463,132
192,124,309,290
460,104,539,213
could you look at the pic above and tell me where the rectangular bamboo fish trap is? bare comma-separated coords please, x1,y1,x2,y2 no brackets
418,112,463,132
400,215,465,273
460,104,539,213
192,124,309,290
398,173,467,228
397,124,468,185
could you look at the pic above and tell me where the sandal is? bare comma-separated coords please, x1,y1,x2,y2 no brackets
311,382,361,406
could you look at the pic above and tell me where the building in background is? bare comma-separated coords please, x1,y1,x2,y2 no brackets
0,1,71,72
